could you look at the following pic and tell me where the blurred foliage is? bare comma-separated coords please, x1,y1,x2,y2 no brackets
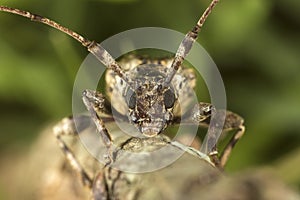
0,0,299,191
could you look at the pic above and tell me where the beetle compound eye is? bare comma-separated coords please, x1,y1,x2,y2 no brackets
164,89,175,109
128,93,137,109
126,89,136,109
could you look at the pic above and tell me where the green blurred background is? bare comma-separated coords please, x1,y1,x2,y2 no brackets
0,0,299,192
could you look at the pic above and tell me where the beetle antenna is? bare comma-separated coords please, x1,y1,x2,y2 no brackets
163,0,219,87
0,6,131,85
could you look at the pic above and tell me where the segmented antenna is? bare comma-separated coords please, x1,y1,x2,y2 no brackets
163,0,219,86
0,6,130,84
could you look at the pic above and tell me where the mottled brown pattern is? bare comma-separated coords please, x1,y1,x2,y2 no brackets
0,1,248,199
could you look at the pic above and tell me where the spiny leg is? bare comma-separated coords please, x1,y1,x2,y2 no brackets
189,103,222,167
164,0,219,86
53,116,93,188
82,89,114,165
0,6,131,85
183,102,245,169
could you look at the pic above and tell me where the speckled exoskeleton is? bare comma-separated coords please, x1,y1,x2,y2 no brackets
0,1,245,199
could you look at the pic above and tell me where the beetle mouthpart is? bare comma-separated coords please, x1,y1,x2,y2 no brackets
140,122,163,137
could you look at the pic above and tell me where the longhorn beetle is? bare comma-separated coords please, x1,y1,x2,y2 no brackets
1,0,245,199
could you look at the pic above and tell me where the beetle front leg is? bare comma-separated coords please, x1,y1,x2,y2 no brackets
184,102,245,169
82,89,114,165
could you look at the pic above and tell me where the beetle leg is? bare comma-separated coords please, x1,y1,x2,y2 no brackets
53,116,93,188
182,102,245,168
82,89,115,165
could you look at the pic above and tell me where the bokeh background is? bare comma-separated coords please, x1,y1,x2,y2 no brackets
0,0,299,197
